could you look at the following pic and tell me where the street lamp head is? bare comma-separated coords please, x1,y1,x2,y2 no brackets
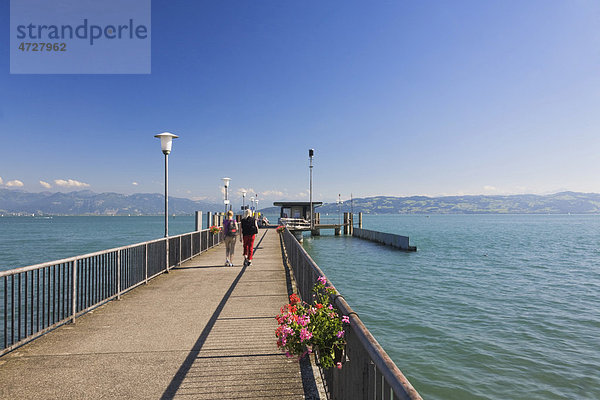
250,196,254,202
309,148,314,158
154,132,178,155
222,177,231,188
242,190,247,197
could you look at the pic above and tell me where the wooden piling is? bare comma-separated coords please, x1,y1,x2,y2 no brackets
343,212,349,235
206,212,213,229
358,212,363,228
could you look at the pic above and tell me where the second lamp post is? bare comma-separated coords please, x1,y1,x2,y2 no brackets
222,177,231,214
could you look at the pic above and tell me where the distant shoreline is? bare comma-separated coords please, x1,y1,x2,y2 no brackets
2,190,600,215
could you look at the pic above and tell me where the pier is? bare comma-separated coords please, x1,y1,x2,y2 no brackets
0,226,422,399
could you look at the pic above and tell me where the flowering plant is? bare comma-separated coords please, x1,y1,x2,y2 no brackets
209,225,221,234
275,276,350,369
276,225,286,233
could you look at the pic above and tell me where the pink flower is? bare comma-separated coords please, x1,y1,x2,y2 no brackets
336,362,342,369
300,328,313,342
298,315,310,327
342,315,350,324
283,326,294,337
317,276,327,285
336,330,345,338
328,304,333,310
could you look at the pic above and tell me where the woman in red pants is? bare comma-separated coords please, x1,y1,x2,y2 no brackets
240,209,259,266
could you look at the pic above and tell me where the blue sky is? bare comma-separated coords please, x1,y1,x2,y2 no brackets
1,1,599,206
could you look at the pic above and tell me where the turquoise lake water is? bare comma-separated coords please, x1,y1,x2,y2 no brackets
1,214,598,399
0,216,200,270
302,214,600,400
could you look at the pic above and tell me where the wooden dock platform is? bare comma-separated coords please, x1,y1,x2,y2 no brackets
0,229,314,399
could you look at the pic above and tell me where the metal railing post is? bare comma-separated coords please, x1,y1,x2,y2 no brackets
165,239,170,273
117,250,121,300
71,258,77,323
145,243,149,284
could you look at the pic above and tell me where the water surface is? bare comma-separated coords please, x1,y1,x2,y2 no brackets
302,214,600,400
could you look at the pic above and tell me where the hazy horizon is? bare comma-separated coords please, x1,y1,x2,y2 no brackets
2,186,597,205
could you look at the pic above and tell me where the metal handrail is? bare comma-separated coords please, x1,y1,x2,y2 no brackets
0,236,168,278
0,228,223,357
281,228,422,400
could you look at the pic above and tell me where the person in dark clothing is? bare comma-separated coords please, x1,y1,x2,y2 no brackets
240,209,259,266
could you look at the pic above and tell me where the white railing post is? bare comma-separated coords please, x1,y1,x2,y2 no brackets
71,258,77,324
117,250,121,300
165,238,170,273
145,243,149,284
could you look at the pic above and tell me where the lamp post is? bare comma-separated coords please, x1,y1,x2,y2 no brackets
255,199,259,215
250,196,255,215
222,177,231,214
154,132,178,238
155,132,177,274
242,190,247,210
255,193,258,216
309,149,314,229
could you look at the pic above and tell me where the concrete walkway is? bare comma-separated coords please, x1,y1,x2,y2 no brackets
0,228,314,399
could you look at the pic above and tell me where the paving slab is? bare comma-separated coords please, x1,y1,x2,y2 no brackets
0,228,315,399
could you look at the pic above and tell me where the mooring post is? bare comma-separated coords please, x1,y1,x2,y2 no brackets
343,212,349,235
358,212,363,229
206,212,212,229
195,211,202,231
348,213,354,236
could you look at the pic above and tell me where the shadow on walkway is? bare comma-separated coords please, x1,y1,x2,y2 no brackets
161,264,249,399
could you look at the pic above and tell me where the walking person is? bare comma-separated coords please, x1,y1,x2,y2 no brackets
223,210,238,266
241,209,259,266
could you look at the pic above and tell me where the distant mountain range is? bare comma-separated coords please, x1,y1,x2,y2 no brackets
0,189,222,216
262,191,600,215
3,190,600,216
313,192,600,214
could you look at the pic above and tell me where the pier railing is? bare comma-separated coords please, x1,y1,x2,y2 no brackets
282,228,422,400
0,229,223,357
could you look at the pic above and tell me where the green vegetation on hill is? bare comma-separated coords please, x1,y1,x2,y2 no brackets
0,189,222,216
315,192,600,214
